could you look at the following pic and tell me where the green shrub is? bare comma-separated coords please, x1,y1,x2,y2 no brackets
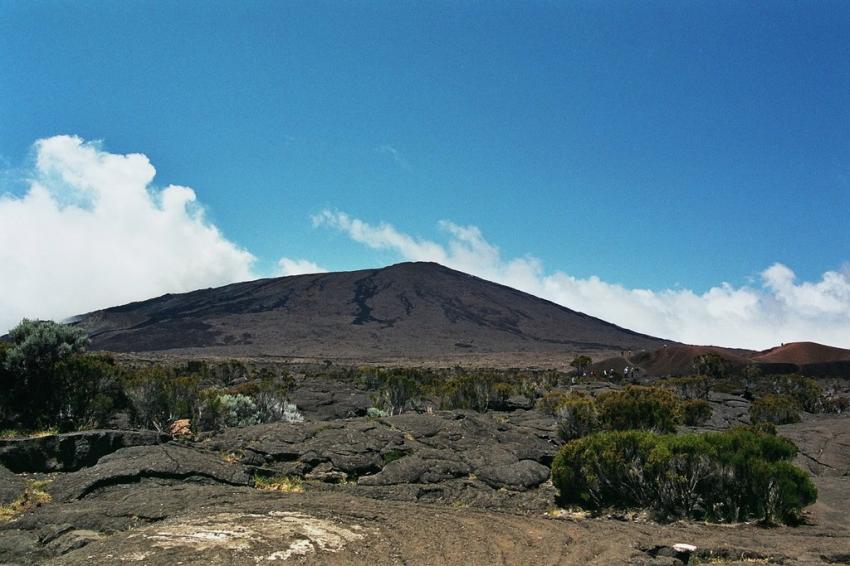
770,375,823,413
53,354,128,429
691,353,728,379
367,407,390,418
597,386,681,433
536,391,570,416
123,369,203,431
218,394,260,427
659,376,710,400
1,320,89,428
231,372,299,423
749,394,801,425
552,427,816,524
555,394,599,441
570,355,593,375
681,399,712,426
440,373,513,412
823,395,849,414
372,372,421,415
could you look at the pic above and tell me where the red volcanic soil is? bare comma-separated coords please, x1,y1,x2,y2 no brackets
752,342,850,365
630,345,752,377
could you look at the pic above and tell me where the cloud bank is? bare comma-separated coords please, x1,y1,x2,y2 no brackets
313,210,850,350
277,257,328,276
0,135,259,332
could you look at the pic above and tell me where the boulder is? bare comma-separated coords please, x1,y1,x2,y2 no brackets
358,456,470,486
474,459,550,490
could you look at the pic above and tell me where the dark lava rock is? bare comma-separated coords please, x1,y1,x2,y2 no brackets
475,459,550,490
203,410,558,493
0,529,40,564
357,455,470,486
47,443,250,501
0,465,25,505
289,377,371,420
706,392,750,429
0,430,169,473
43,529,104,556
505,395,533,410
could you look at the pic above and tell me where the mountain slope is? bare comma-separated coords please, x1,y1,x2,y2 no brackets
73,262,670,359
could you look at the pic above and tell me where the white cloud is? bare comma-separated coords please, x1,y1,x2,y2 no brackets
374,144,410,171
314,209,850,350
277,258,327,276
0,135,258,332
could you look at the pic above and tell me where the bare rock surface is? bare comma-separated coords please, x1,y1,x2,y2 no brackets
0,465,26,506
705,392,751,429
47,443,251,502
0,480,847,565
780,416,850,478
202,410,558,493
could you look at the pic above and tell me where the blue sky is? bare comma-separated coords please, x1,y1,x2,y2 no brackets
1,1,850,348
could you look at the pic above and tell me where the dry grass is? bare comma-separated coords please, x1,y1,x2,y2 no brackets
253,474,304,493
0,480,52,523
0,427,59,440
220,451,243,464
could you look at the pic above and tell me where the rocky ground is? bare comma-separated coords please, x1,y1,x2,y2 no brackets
1,391,849,565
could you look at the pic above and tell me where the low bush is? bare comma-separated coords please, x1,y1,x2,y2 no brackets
219,394,260,428
822,395,849,414
555,393,599,441
659,376,710,400
769,375,823,413
440,372,514,412
596,386,681,433
0,320,90,429
372,372,421,415
123,369,203,431
681,399,712,426
536,391,570,416
551,427,816,524
749,395,801,425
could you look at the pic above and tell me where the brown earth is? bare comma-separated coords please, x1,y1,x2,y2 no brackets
753,342,850,365
628,345,753,377
71,262,670,360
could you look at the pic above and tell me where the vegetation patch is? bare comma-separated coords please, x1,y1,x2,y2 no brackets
681,399,713,426
552,427,816,524
554,393,599,441
0,427,59,440
749,395,801,425
596,386,681,433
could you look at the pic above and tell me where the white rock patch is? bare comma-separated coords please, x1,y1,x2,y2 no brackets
131,511,365,561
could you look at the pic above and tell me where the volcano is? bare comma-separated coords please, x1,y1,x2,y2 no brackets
73,262,670,361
